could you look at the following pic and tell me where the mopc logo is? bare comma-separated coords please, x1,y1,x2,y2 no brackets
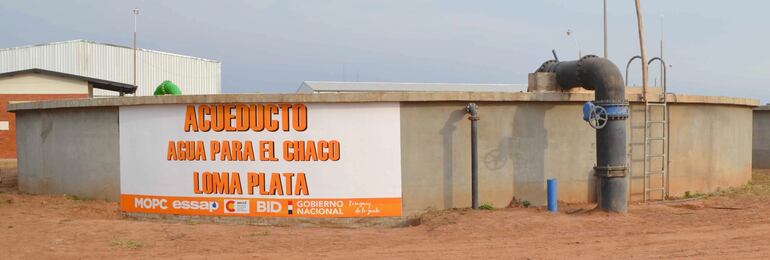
224,199,250,214
134,197,168,209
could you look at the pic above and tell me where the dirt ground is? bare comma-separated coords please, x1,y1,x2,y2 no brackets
2,172,770,259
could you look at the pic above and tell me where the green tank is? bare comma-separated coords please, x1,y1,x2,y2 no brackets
153,80,182,96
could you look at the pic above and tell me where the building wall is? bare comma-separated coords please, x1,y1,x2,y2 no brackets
753,109,770,169
0,73,89,94
0,72,90,158
0,40,221,96
15,107,120,201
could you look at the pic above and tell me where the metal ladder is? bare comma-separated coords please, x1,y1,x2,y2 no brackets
643,100,667,201
626,56,669,202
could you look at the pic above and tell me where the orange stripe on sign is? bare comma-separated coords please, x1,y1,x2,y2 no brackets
120,194,402,218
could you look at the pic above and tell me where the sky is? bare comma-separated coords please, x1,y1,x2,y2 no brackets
1,1,769,102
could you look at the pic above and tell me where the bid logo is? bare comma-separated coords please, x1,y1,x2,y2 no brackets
255,201,282,213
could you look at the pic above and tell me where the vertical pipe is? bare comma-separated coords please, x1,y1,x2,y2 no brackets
133,9,139,96
547,178,557,212
603,0,608,58
133,9,138,86
133,28,137,87
536,57,628,212
466,103,479,209
634,0,649,101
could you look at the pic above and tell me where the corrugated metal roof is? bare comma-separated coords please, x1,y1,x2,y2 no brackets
0,40,221,96
0,39,220,63
298,81,527,93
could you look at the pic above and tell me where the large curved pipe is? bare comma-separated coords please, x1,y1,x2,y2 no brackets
537,55,628,212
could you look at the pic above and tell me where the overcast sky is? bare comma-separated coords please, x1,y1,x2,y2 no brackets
1,1,769,102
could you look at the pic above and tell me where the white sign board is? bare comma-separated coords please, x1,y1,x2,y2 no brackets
119,102,402,217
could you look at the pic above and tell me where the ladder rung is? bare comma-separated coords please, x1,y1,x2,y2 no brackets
646,103,667,106
645,171,666,175
646,121,667,124
646,137,666,141
646,154,666,158
645,188,666,191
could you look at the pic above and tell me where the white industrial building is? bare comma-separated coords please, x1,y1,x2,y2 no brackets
0,40,221,96
297,81,527,93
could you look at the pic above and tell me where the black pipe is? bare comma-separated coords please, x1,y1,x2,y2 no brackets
466,103,479,209
537,55,628,212
552,49,559,62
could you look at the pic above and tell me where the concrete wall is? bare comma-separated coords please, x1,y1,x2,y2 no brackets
15,107,119,201
627,104,753,201
0,94,89,158
754,109,770,169
400,102,754,215
667,104,752,196
400,102,596,215
8,93,756,218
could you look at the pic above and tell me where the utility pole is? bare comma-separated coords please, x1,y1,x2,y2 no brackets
603,0,608,58
634,0,648,100
567,29,582,59
133,9,139,93
660,15,664,88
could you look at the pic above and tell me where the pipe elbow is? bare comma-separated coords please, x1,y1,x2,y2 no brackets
534,56,625,101
466,103,479,121
577,56,625,100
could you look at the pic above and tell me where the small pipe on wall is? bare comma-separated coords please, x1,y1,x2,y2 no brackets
466,103,479,209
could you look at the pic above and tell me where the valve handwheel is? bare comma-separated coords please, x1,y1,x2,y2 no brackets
589,106,608,129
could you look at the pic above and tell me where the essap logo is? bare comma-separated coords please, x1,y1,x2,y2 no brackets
224,199,250,214
171,200,219,213
133,197,219,213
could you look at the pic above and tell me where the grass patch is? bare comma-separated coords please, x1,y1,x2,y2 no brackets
674,171,770,200
739,170,770,196
64,194,93,201
250,231,270,237
478,204,494,210
110,238,142,249
508,198,532,208
684,191,705,199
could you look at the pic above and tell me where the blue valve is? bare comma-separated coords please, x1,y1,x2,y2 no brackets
583,101,608,129
582,102,595,122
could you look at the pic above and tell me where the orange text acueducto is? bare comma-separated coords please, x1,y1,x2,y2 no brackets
184,104,308,132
